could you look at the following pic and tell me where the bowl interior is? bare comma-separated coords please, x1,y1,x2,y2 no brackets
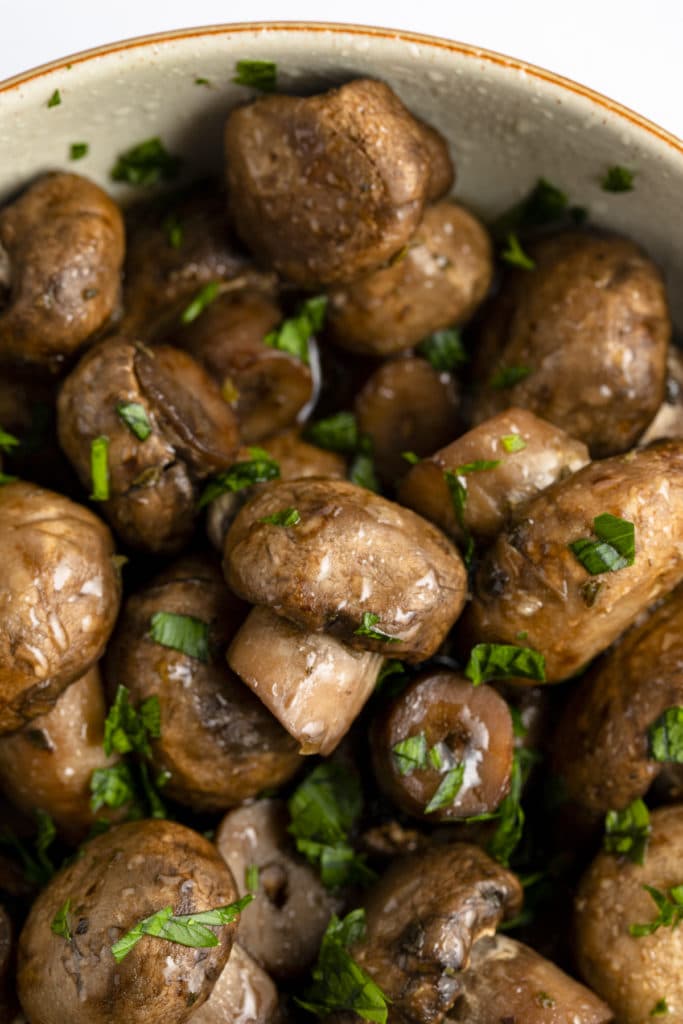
1,22,682,326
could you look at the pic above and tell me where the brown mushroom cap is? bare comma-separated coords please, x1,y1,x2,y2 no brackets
191,942,279,1023
371,671,514,821
224,477,467,662
460,440,683,683
472,231,670,457
105,557,301,812
0,481,121,735
17,820,241,1024
449,934,613,1023
216,799,336,979
327,201,492,356
0,665,123,841
224,79,437,287
0,172,124,369
352,843,523,1023
575,804,683,1023
398,407,590,544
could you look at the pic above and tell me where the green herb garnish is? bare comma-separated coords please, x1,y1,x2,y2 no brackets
354,612,401,644
443,460,501,564
233,60,277,92
425,764,465,814
163,212,183,249
69,142,88,160
111,895,253,963
116,402,152,441
651,998,669,1016
401,451,420,465
47,89,61,108
604,799,651,865
392,733,428,776
264,295,327,365
111,137,182,186
89,435,110,501
198,447,280,507
630,884,683,937
0,428,19,453
501,433,526,453
103,686,161,758
305,412,359,454
490,365,533,389
0,810,56,886
195,76,211,86
259,507,301,527
149,612,210,662
349,452,380,493
51,898,72,941
649,707,683,763
465,643,546,685
569,512,635,575
181,281,220,324
416,327,467,371
602,166,635,192
501,232,535,270
245,864,260,892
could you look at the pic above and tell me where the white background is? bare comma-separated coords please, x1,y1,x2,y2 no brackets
2,0,683,140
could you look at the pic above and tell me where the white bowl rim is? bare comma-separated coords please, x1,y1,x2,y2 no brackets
1,19,681,155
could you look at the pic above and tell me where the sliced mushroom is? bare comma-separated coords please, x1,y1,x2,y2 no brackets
355,357,460,484
575,804,683,1023
216,799,336,979
17,820,241,1024
351,843,523,1023
105,556,301,812
224,478,467,662
0,665,123,841
191,943,279,1024
327,201,492,356
371,671,514,821
448,934,613,1023
398,408,590,544
0,173,124,369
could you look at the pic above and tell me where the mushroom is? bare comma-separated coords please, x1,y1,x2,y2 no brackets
350,843,523,1023
224,478,467,662
0,481,121,735
327,201,493,356
216,799,336,979
0,665,123,841
0,173,124,369
639,345,683,444
105,556,301,812
575,804,683,1023
228,605,383,755
57,336,240,553
398,408,589,545
191,943,279,1024
17,820,241,1024
371,671,514,821
448,933,613,1023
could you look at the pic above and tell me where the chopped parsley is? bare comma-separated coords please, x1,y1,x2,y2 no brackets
90,762,138,813
416,327,467,372
297,909,389,1022
111,137,182,187
0,472,17,485
0,427,19,453
465,643,546,685
103,686,161,759
111,895,253,962
444,459,501,564
116,402,152,441
649,707,683,763
198,447,280,507
501,233,535,270
604,799,651,865
0,810,57,886
494,178,581,235
149,612,210,662
602,165,635,193
490,365,533,389
245,864,260,892
89,435,110,501
392,733,428,776
69,142,88,160
425,764,465,814
501,433,526,453
354,613,401,644
569,513,635,575
349,451,380,493
195,76,211,86
487,747,538,865
163,212,183,249
181,281,220,324
233,59,277,92
47,89,61,108
288,763,374,889
651,998,669,1016
630,884,683,937
51,898,72,941
259,507,301,527
401,451,420,465
264,295,327,365
305,412,359,455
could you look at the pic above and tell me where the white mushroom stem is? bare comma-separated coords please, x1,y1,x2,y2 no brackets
191,943,278,1024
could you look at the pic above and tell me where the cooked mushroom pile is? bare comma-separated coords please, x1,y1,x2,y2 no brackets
1,67,682,1024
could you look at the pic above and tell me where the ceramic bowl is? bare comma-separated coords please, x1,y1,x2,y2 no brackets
1,21,682,325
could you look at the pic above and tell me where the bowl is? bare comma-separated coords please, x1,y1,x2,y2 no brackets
1,21,682,328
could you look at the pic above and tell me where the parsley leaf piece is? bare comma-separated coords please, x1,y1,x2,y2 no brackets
651,998,669,1016
245,864,260,891
354,613,401,644
233,59,277,92
51,898,72,941
349,451,380,493
443,460,501,563
494,178,571,236
425,764,465,814
297,909,389,1022
602,165,635,193
305,412,359,454
89,435,110,501
487,747,538,865
501,232,536,270
111,137,182,187
47,89,61,108
111,895,252,963
69,142,88,160
163,212,183,249
0,810,57,886
259,507,301,527
181,281,220,324
416,327,467,371
198,446,280,508
569,512,635,575
0,427,19,453
649,707,683,763
630,884,683,937
149,612,210,662
0,472,17,486
374,659,408,695
116,402,151,441
195,76,211,86
465,643,546,685
401,451,421,465
90,763,139,813
392,733,428,776
103,685,160,758
264,295,327,365
138,761,168,820
490,365,533,389
501,433,527,453
604,798,651,865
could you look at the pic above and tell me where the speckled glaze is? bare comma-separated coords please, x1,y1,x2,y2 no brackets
0,22,681,321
